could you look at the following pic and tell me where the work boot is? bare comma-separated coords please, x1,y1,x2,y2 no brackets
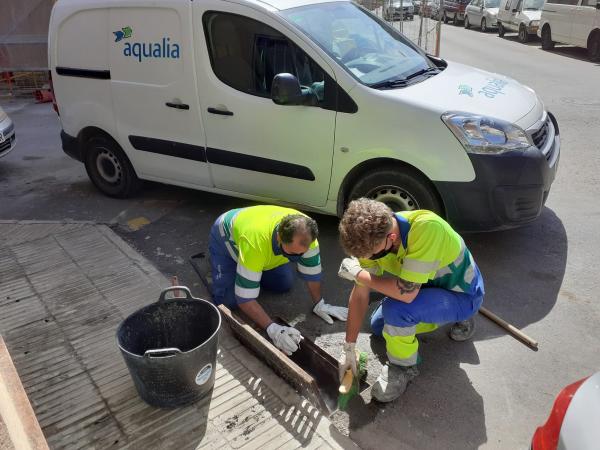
371,363,419,403
449,317,475,341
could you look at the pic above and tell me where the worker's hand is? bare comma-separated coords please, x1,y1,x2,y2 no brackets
338,342,357,383
266,323,303,356
338,257,363,281
313,298,348,324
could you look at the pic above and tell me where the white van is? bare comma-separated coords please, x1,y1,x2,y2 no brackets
497,0,544,42
49,0,560,231
538,0,600,61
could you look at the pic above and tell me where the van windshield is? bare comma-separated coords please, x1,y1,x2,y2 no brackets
523,0,543,9
280,2,437,88
485,0,500,7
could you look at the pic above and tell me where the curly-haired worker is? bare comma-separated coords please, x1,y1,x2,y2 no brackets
209,205,348,356
337,198,484,402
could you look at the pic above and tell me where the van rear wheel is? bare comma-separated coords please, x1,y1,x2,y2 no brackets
84,135,141,198
347,167,443,215
518,24,529,43
498,22,505,37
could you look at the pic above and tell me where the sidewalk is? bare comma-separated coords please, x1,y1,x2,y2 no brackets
0,221,357,449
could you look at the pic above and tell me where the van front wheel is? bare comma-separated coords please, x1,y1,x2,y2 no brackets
588,32,600,62
84,135,141,198
541,25,555,50
347,168,443,215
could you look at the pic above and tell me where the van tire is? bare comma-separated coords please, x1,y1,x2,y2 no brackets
588,31,600,62
347,167,443,216
464,15,470,28
443,11,449,23
84,135,141,198
481,18,488,32
518,24,529,43
541,25,555,50
498,22,505,37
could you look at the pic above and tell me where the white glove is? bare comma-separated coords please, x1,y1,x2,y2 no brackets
338,257,363,281
266,323,303,356
338,342,357,382
313,298,348,324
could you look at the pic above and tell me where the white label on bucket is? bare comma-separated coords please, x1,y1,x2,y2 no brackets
195,364,212,385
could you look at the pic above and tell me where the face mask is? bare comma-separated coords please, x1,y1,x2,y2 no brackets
280,245,304,261
369,236,393,260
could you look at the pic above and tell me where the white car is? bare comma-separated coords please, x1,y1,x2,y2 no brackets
497,0,543,43
465,0,500,32
538,0,600,61
0,105,16,159
49,0,560,232
532,372,600,450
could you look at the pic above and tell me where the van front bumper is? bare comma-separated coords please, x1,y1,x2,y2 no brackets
434,113,560,232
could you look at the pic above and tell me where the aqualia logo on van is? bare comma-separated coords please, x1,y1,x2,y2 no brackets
113,26,180,62
478,78,509,99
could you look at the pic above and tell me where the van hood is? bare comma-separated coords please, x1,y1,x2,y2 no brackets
390,61,538,126
523,10,541,21
486,7,499,17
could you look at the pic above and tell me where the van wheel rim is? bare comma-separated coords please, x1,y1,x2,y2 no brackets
96,150,122,184
366,186,419,211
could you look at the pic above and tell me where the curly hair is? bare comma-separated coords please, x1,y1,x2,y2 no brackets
279,214,318,244
338,198,394,257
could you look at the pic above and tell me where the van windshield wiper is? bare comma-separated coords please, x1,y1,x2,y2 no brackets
368,78,410,89
405,67,440,80
369,67,440,90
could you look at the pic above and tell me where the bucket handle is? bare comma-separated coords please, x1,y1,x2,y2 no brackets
158,286,193,302
144,348,182,358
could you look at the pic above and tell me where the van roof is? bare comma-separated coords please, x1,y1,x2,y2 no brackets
55,0,349,13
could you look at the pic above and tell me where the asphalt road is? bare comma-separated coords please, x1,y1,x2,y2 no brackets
1,22,599,450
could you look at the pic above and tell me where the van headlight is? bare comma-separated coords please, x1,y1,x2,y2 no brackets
442,112,533,154
530,20,540,27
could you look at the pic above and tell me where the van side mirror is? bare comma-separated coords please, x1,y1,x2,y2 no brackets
271,73,317,106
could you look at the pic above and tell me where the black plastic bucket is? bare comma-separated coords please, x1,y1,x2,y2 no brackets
117,286,221,408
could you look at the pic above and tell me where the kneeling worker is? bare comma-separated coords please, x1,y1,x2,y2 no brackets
337,199,484,402
209,205,348,355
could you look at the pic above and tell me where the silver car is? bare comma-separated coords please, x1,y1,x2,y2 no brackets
384,0,416,20
464,0,500,31
0,105,16,159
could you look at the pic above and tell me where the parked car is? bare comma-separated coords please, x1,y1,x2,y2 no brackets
49,0,561,232
538,0,600,61
532,372,600,450
497,0,544,43
422,0,443,17
443,0,471,23
0,105,16,159
384,0,415,20
465,0,500,31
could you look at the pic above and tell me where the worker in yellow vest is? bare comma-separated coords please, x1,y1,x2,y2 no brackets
209,205,348,355
337,198,484,403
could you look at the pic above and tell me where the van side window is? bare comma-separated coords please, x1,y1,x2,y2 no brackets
203,12,329,106
582,0,596,6
504,0,512,10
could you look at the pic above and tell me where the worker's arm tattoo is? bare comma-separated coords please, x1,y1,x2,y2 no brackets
395,278,421,295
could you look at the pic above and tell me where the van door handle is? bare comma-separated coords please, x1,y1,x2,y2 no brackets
207,107,234,116
166,102,189,110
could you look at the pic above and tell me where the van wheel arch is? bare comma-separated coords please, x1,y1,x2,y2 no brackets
336,159,446,217
588,29,600,62
77,127,141,198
